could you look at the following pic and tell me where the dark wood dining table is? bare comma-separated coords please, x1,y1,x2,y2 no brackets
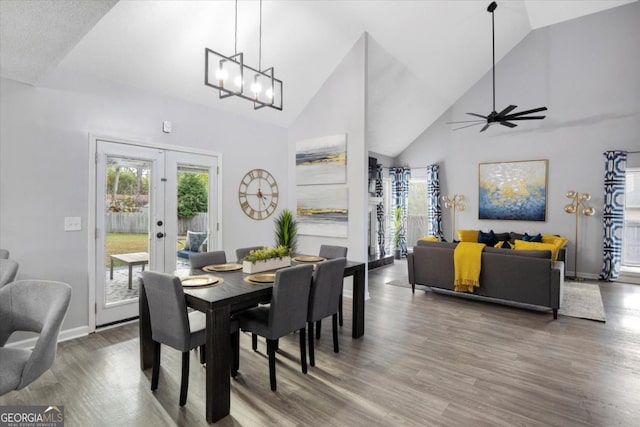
138,258,365,423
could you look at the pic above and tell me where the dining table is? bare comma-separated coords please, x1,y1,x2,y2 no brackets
138,257,366,423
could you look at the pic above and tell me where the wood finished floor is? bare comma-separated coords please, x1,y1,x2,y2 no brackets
2,260,640,426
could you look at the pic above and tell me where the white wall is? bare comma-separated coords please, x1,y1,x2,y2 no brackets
0,71,288,333
288,34,368,293
395,2,640,278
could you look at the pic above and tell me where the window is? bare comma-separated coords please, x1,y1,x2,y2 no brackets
622,168,640,268
407,179,429,245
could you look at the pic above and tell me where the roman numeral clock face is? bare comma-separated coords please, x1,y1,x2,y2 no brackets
238,169,279,220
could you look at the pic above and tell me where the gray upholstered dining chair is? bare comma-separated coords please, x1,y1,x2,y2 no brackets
0,259,19,288
189,250,227,269
0,249,9,259
142,271,239,406
235,246,264,262
318,245,348,333
307,257,347,367
234,264,313,391
0,280,72,396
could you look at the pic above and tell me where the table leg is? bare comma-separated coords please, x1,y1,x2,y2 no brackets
351,264,365,338
139,282,153,370
110,257,114,280
128,264,133,289
206,305,231,422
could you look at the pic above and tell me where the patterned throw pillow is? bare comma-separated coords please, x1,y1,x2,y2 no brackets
522,232,543,242
185,231,208,252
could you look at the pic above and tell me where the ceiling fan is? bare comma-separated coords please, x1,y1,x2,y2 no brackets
448,1,547,132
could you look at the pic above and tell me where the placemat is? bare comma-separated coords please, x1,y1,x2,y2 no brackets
293,255,325,263
244,273,276,284
203,263,243,272
181,275,224,287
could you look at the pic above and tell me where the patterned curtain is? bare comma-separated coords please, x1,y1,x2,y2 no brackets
375,164,385,256
426,164,444,241
390,167,410,256
599,151,627,281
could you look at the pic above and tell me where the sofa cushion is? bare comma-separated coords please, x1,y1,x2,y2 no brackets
514,240,557,262
478,230,498,246
509,232,523,243
184,231,207,252
457,229,478,242
522,232,543,242
494,232,510,243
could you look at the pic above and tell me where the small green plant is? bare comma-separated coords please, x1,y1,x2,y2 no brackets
274,209,298,253
243,245,292,263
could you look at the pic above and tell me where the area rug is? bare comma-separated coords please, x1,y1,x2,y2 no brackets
558,281,606,322
386,279,606,322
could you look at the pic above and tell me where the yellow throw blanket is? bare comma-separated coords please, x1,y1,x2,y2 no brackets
453,242,486,293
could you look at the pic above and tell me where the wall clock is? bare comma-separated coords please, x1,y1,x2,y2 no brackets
238,168,279,220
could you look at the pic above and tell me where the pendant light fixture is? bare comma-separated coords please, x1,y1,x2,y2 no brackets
205,0,282,110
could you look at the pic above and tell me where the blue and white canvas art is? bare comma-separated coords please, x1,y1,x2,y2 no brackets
479,160,547,221
297,186,348,237
296,134,347,185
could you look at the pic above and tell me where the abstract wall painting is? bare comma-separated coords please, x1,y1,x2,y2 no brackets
478,159,548,221
296,134,347,185
296,185,348,237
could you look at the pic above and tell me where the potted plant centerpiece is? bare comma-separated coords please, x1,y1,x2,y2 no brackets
242,245,292,274
274,209,298,253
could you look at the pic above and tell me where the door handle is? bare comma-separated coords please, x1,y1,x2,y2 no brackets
156,232,165,238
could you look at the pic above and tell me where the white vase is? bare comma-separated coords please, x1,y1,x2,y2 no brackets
242,256,291,274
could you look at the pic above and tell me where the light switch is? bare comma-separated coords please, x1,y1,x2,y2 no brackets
64,217,82,231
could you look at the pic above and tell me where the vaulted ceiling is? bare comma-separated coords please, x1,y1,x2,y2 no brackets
1,0,634,157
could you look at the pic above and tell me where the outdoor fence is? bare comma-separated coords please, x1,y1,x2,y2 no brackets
106,212,208,234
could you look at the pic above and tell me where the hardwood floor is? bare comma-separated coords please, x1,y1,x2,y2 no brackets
2,260,640,426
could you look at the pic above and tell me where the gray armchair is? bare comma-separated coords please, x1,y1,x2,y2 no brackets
307,257,347,366
234,264,313,391
0,249,9,259
189,250,226,269
235,246,264,262
0,280,72,396
142,271,238,406
0,259,19,288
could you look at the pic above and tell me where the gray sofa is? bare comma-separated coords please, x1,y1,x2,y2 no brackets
407,240,564,319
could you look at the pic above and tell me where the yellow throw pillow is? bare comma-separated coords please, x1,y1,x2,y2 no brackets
418,236,439,242
457,229,479,242
542,234,568,249
514,239,559,263
494,241,512,249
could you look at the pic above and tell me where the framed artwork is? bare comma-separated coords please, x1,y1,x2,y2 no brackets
478,159,548,221
296,134,347,185
296,185,348,237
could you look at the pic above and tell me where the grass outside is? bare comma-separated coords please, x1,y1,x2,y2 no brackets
105,233,185,267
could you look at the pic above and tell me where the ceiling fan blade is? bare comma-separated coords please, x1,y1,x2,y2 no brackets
506,107,548,117
504,116,546,121
497,105,517,117
466,113,488,119
480,123,491,132
446,119,486,124
452,122,485,131
499,121,517,128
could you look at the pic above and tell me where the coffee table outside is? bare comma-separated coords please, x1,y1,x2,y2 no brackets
110,252,149,289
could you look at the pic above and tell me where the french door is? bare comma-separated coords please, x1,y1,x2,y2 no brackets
94,140,218,326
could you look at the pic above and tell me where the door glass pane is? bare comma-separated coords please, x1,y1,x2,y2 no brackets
104,156,151,304
176,165,210,270
407,179,428,245
623,169,640,267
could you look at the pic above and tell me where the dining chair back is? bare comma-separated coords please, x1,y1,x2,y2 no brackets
0,259,19,288
318,244,348,332
189,250,227,269
142,271,222,406
235,246,264,262
307,257,347,366
234,264,313,391
0,280,71,396
0,249,9,259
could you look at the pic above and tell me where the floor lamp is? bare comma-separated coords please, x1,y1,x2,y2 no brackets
443,194,465,242
564,191,595,281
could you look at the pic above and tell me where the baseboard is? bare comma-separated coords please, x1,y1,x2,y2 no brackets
5,325,89,350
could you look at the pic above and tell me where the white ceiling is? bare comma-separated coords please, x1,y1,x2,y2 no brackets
1,0,635,157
